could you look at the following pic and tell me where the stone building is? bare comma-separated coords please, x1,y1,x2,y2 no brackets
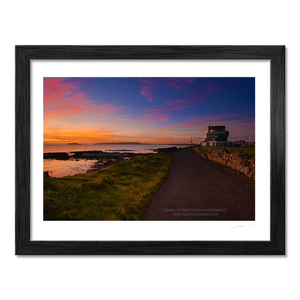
201,125,235,147
205,126,229,142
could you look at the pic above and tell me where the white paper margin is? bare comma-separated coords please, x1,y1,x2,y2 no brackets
31,59,270,241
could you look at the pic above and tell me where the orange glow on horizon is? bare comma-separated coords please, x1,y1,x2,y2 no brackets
43,135,198,145
44,78,255,144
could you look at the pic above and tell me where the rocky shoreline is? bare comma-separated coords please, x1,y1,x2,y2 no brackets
44,150,140,160
44,150,147,178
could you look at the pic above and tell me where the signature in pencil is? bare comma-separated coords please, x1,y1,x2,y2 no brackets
230,224,253,228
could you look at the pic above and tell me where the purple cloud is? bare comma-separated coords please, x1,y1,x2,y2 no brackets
144,96,199,114
183,113,242,124
139,78,157,102
164,77,195,91
141,112,171,123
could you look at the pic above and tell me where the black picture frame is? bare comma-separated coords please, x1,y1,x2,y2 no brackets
15,46,285,255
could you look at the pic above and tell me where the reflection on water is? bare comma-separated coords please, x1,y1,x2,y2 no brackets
44,158,97,178
44,144,188,178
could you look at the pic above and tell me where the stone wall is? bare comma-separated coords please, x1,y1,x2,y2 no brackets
191,147,255,180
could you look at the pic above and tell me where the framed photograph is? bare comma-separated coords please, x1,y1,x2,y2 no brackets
16,46,285,255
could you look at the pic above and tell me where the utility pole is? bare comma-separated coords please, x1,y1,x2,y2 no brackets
191,137,192,146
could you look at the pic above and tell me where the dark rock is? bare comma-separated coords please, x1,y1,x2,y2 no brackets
44,152,69,160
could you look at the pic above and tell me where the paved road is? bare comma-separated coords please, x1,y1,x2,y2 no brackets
142,148,255,220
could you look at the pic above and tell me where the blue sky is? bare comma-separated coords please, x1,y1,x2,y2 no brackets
44,77,255,144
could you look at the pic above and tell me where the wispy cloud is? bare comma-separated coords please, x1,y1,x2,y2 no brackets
44,78,126,119
141,78,241,123
139,77,197,102
44,77,254,143
44,78,128,143
182,113,242,124
148,113,254,141
141,112,171,123
164,77,195,91
139,78,157,102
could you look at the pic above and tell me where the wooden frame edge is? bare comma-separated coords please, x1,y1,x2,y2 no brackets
15,45,285,255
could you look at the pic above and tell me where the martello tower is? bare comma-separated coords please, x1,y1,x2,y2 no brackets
205,126,229,142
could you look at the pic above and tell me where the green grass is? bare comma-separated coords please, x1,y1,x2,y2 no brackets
44,153,173,220
199,146,255,158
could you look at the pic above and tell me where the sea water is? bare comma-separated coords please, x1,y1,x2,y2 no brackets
44,143,186,177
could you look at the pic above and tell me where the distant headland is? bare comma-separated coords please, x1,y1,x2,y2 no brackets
94,142,147,145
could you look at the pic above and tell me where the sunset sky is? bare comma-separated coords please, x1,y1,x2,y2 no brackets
44,77,255,144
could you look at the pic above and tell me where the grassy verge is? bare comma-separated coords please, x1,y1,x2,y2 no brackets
199,146,255,158
44,153,173,220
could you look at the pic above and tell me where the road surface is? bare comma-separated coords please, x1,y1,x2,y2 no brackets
142,148,255,220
